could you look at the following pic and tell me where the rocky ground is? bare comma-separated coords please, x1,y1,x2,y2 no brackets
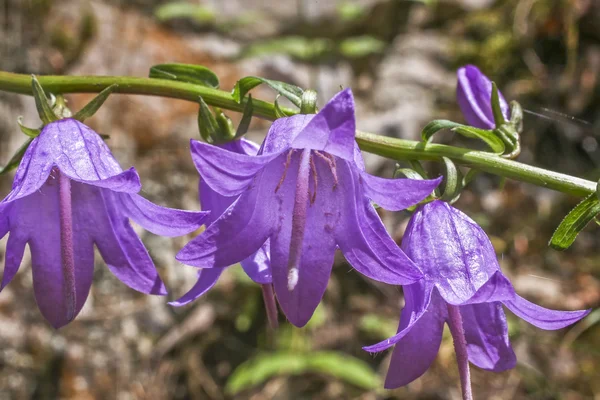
0,0,599,399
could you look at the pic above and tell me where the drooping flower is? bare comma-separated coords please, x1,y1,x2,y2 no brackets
457,65,510,129
0,118,208,328
364,200,590,388
170,138,272,307
176,89,441,327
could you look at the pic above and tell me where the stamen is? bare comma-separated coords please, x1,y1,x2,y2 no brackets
309,156,318,204
314,151,339,189
275,149,294,193
287,149,311,291
58,170,76,323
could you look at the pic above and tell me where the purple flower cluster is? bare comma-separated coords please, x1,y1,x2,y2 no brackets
0,66,591,391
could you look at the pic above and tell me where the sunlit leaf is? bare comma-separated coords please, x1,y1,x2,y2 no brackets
232,76,303,107
149,63,219,88
550,194,600,250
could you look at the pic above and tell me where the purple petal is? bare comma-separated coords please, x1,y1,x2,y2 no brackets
383,288,447,389
241,240,272,284
270,153,337,327
260,115,313,156
503,294,591,330
1,233,27,291
335,161,422,285
76,184,166,296
222,137,260,155
168,268,224,307
118,192,207,237
190,139,279,197
403,201,503,304
363,281,434,352
291,88,356,161
11,180,94,328
463,271,515,305
457,65,509,129
460,302,516,372
359,172,441,211
176,154,284,268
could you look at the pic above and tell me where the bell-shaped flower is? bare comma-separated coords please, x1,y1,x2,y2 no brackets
176,89,441,327
170,138,271,306
364,200,590,388
0,118,208,328
457,65,510,129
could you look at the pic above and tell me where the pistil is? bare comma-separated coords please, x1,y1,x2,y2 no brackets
58,170,76,322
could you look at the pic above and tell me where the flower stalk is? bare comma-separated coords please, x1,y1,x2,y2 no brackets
0,70,595,197
446,304,473,400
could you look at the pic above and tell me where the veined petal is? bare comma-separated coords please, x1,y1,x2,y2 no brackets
459,271,515,305
261,115,313,155
403,201,501,304
335,161,422,285
1,233,27,291
363,281,434,352
0,204,9,239
226,137,260,155
291,89,356,161
382,288,447,389
88,187,166,296
460,302,516,372
118,192,208,237
359,172,441,211
176,154,284,268
190,139,280,197
271,152,337,327
241,240,272,284
11,179,94,328
168,268,224,307
78,167,142,193
503,295,591,330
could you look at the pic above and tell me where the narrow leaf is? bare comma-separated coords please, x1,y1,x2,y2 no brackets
17,117,41,137
0,138,34,175
31,75,58,124
421,120,505,154
149,63,219,88
440,156,462,203
491,82,507,127
550,194,600,250
274,96,293,118
232,76,303,107
73,84,118,121
197,96,220,142
234,95,253,139
393,167,424,180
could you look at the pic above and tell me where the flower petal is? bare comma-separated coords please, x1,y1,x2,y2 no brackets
363,282,434,352
382,288,447,389
87,188,166,296
118,192,207,237
403,201,502,304
503,294,591,330
176,154,284,268
291,88,356,161
457,65,509,130
359,172,441,211
270,154,337,327
241,240,272,284
190,139,280,197
335,161,422,285
1,233,27,291
461,271,515,305
460,302,516,372
168,268,224,307
260,115,313,155
12,180,95,328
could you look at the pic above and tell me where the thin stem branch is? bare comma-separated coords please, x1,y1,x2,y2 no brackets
0,70,595,197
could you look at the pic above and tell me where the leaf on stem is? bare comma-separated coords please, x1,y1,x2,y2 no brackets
197,96,220,142
31,75,58,124
550,194,600,250
149,63,219,88
232,76,303,108
73,84,118,122
421,120,505,154
234,95,253,139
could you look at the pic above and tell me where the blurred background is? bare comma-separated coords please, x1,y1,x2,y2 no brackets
0,0,599,399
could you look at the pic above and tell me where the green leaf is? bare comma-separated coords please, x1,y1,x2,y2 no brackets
31,75,58,124
73,84,118,122
197,96,220,142
232,76,303,108
17,116,41,137
234,95,253,139
550,194,600,250
274,96,293,118
421,119,505,154
490,82,507,127
339,35,385,58
225,352,380,395
149,63,219,88
0,138,34,175
441,156,462,203
154,2,215,24
299,89,318,114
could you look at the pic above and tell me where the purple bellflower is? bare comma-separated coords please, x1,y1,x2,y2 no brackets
170,138,272,307
0,118,208,328
457,65,510,129
364,200,590,389
176,89,441,327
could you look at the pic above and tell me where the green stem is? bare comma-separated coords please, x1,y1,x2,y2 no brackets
0,71,595,197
